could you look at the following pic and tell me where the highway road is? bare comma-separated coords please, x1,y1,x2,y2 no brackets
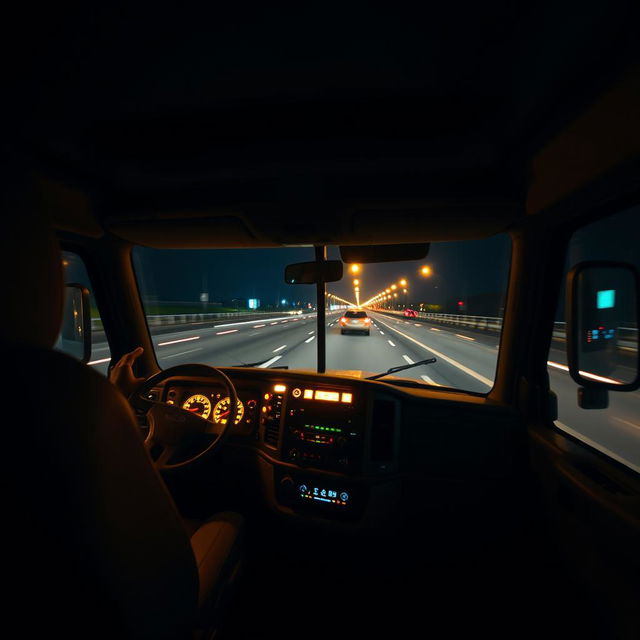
88,310,640,473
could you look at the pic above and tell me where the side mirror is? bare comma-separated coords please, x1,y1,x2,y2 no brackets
284,260,343,284
57,283,92,363
566,261,639,400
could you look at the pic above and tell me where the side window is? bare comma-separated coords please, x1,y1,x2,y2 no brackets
55,251,111,375
548,205,640,472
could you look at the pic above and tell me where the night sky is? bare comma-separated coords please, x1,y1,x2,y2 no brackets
132,233,511,312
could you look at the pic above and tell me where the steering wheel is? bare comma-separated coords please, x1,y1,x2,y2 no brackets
129,364,238,471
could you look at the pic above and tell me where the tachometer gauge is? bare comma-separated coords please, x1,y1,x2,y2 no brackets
213,397,244,425
182,394,212,419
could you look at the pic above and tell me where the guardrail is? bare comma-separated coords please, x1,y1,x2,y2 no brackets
375,309,638,351
91,310,311,331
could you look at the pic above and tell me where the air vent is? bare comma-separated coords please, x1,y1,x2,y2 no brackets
263,421,281,447
370,398,396,465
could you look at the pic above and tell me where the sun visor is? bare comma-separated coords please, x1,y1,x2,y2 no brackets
107,214,277,248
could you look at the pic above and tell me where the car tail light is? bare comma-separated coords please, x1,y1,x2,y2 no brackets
364,318,371,324
340,317,347,324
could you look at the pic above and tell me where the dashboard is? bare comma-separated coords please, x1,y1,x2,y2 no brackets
149,368,518,527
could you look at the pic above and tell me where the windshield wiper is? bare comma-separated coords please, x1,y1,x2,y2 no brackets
365,357,436,381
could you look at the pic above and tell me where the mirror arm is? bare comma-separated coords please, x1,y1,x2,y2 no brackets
315,245,327,374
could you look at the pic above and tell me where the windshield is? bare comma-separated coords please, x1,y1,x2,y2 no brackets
133,234,510,392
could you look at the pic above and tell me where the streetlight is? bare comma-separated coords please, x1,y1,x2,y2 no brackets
420,265,432,277
399,278,407,287
390,284,397,291
349,264,360,275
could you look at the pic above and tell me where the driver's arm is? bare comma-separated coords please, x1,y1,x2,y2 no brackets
109,347,146,397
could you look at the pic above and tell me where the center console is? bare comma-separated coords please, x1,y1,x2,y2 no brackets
280,384,365,473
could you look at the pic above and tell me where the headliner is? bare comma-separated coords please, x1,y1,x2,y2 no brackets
6,2,640,246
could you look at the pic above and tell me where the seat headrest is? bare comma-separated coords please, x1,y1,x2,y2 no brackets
0,175,64,350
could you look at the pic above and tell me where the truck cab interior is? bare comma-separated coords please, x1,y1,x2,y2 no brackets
3,4,639,639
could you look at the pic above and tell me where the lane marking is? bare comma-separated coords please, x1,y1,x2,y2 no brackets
613,417,640,431
273,344,287,352
214,314,316,329
375,316,493,387
555,421,640,474
415,323,422,327
421,374,440,386
88,357,111,366
547,360,623,385
216,329,239,335
379,331,384,335
258,355,282,368
455,334,475,341
430,328,441,332
164,348,202,359
388,340,396,347
253,324,266,328
402,355,414,364
308,331,315,335
158,336,200,346
305,336,316,343
280,320,288,323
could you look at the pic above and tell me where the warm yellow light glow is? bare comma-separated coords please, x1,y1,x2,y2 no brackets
353,279,359,286
399,279,407,287
274,384,287,393
391,284,397,290
304,389,314,399
420,265,432,276
341,392,353,403
349,264,360,274
385,288,390,293
315,390,340,402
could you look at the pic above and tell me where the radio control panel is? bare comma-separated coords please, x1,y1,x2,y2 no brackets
281,384,364,473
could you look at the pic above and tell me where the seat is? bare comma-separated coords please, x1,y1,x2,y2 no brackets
1,185,243,639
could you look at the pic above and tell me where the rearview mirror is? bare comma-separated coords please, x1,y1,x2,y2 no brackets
566,261,639,393
339,243,429,263
56,283,92,363
285,260,343,284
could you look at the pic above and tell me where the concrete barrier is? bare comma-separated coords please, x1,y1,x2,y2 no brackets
375,310,638,352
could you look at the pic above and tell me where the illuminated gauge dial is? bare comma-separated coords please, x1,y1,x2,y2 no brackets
213,397,244,425
181,394,212,419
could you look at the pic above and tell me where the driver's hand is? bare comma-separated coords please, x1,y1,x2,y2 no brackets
109,347,146,397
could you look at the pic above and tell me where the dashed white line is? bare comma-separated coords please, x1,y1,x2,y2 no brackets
379,331,384,335
88,357,111,366
305,336,316,343
164,348,202,359
402,355,414,364
455,334,475,341
430,328,441,332
270,322,278,325
216,329,239,335
376,317,493,387
253,324,266,328
415,324,422,327
158,336,200,346
420,374,440,386
258,355,282,368
388,340,396,347
273,344,287,352
308,331,315,335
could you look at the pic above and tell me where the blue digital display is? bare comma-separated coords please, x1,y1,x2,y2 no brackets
597,289,615,309
299,484,350,506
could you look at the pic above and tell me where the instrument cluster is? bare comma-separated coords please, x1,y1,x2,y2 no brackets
164,385,259,432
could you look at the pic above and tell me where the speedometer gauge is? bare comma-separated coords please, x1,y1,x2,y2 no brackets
182,394,212,419
213,397,244,425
